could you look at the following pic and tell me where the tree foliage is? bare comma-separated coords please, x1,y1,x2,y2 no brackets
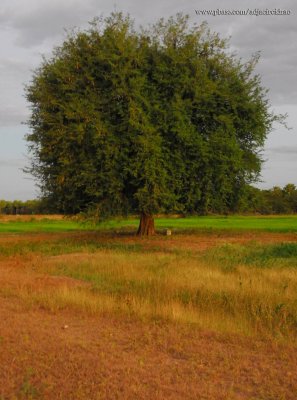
25,12,281,232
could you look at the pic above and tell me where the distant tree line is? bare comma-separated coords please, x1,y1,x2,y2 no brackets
238,184,297,215
0,199,51,215
1,184,297,215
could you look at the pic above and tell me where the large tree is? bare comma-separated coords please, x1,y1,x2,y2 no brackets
25,12,280,235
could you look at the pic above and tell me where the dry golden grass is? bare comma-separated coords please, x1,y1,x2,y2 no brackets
0,214,64,222
1,247,296,340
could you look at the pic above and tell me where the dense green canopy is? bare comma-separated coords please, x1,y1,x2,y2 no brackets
25,12,279,233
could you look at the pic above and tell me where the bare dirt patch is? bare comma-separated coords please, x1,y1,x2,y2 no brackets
1,229,297,251
0,297,296,400
0,231,81,245
0,258,90,293
98,231,297,252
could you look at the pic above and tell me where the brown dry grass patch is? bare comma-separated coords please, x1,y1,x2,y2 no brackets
0,230,297,399
0,214,64,222
1,297,297,400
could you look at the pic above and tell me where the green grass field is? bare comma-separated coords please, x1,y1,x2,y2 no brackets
1,214,297,233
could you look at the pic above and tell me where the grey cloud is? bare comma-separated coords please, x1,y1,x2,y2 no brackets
0,158,26,167
0,58,32,79
266,146,297,154
263,150,297,163
1,0,169,48
0,107,29,126
1,0,108,47
256,61,297,105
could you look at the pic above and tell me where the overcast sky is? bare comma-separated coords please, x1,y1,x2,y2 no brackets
0,0,296,200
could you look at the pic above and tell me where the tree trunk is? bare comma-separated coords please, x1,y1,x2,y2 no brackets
137,212,155,236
